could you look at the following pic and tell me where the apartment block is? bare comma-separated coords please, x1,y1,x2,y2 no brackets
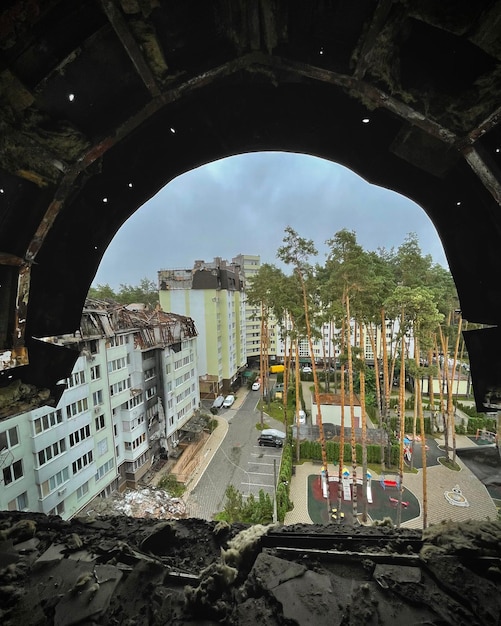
0,300,199,520
158,257,247,396
274,317,414,366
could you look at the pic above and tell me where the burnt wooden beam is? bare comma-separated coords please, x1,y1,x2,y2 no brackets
353,0,396,80
101,0,161,98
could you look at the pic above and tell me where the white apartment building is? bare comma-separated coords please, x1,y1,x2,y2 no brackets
232,254,261,359
274,317,414,366
0,300,199,520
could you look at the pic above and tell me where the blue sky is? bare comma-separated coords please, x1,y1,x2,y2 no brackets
93,151,448,289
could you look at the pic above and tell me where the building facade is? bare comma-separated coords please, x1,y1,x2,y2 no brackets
274,317,414,367
0,300,199,520
158,257,247,396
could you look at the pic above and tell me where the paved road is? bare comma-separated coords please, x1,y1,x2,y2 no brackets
185,391,284,520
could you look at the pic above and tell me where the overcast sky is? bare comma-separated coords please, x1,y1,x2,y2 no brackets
93,151,448,289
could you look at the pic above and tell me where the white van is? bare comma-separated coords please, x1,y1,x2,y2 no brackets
261,428,286,439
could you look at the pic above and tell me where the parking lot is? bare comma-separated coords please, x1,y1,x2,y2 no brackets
242,444,282,498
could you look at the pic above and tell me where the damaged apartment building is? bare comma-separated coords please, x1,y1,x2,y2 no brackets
0,299,199,520
158,256,248,397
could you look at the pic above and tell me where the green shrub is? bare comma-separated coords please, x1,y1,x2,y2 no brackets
276,482,290,522
157,473,186,498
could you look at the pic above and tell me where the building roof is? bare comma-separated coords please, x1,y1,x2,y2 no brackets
81,299,197,349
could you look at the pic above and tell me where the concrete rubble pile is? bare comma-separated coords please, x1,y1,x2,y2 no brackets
83,488,186,520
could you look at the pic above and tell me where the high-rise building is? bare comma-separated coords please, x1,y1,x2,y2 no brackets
158,258,247,397
0,300,199,520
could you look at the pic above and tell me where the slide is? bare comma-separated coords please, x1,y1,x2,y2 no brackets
367,480,373,504
342,477,351,501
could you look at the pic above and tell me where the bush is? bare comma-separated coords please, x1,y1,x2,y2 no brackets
216,485,273,524
157,473,186,498
465,415,497,435
276,482,290,523
299,440,400,466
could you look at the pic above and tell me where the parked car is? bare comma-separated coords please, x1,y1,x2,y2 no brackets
251,381,261,391
222,394,235,408
298,410,306,425
212,395,225,409
258,433,283,448
302,366,312,374
261,428,286,439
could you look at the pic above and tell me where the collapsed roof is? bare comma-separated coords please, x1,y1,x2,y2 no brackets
1,0,501,413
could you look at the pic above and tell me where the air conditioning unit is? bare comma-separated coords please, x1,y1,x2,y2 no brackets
57,488,66,496
94,406,102,415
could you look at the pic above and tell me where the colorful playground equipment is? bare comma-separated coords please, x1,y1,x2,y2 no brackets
380,474,400,489
389,496,409,508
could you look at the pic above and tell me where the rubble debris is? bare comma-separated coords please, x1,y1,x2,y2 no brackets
83,487,186,520
0,511,500,625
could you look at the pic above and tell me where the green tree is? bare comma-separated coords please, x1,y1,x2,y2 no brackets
88,283,117,300
278,227,329,495
116,277,159,308
325,229,371,522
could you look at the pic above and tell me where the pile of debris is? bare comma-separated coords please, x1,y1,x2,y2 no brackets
84,487,186,519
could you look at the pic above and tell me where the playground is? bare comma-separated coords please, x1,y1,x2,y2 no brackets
307,471,420,525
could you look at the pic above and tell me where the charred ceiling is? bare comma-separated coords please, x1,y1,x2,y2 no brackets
1,0,501,413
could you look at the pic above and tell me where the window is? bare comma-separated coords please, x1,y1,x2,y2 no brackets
132,433,146,449
72,451,93,475
76,482,89,500
49,502,65,516
8,491,28,511
0,426,19,449
97,438,108,456
122,393,143,410
66,398,88,418
92,389,103,406
144,367,156,380
67,370,86,388
34,410,63,435
110,377,131,396
89,339,99,354
39,467,69,498
3,459,23,485
37,438,66,466
109,335,127,347
95,458,114,482
69,425,91,447
90,364,101,380
108,357,126,373
95,414,105,431
131,414,145,430
125,451,149,473
145,386,156,399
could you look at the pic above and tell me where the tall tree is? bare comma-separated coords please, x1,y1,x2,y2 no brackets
325,229,370,521
246,264,286,426
278,227,330,499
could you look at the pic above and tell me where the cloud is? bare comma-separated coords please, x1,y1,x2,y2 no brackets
93,152,447,289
